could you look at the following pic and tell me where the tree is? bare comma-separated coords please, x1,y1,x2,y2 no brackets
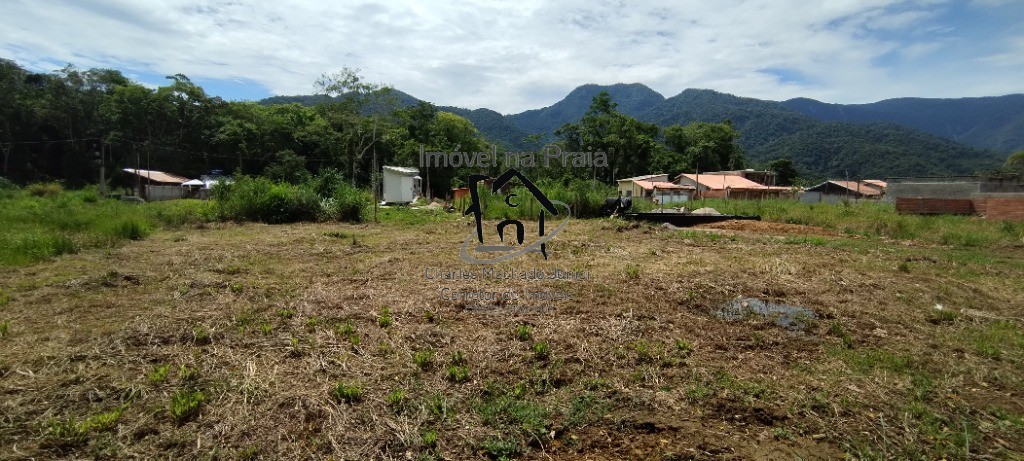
555,91,658,182
766,158,798,186
314,68,395,186
663,121,745,173
1006,151,1024,175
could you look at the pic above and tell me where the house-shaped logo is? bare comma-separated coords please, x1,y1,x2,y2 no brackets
461,168,571,264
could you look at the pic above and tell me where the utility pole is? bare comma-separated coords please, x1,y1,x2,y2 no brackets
95,139,106,196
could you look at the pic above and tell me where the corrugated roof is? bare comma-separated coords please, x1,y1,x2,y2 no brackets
676,174,767,190
863,180,887,189
384,165,420,175
122,168,189,184
619,174,666,182
829,180,883,196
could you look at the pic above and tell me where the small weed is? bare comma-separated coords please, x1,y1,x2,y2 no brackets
377,341,394,356
928,308,958,325
685,382,714,402
192,325,211,345
414,350,436,371
532,341,550,360
829,321,854,349
179,365,199,384
148,364,171,384
450,350,467,366
323,231,348,239
421,429,438,448
423,393,452,420
424,310,436,323
633,339,656,363
675,339,693,357
169,390,205,424
0,289,9,306
447,365,470,383
479,437,520,460
378,307,393,328
0,320,8,338
258,322,273,335
897,261,910,273
229,283,244,294
332,382,364,404
624,263,641,279
515,324,532,341
305,316,322,331
277,308,296,319
386,389,406,412
772,426,794,440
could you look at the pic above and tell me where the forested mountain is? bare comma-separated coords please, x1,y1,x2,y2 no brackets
782,95,1024,153
506,83,665,137
750,122,1004,180
438,107,534,150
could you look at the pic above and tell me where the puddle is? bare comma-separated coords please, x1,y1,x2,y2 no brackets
716,297,817,330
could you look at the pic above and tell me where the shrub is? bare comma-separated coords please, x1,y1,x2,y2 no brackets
26,182,63,197
106,218,152,241
321,182,370,223
213,176,320,224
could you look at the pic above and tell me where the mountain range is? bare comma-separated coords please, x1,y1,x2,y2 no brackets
261,84,1022,180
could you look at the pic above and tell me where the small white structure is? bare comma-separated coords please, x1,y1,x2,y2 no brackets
382,166,421,204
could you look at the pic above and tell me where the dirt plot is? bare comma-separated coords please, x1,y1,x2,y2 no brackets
1,218,1023,460
695,219,839,237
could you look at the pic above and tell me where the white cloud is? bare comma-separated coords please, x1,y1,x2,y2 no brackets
0,0,1021,113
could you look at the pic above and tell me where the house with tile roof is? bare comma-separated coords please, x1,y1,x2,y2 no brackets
674,173,793,199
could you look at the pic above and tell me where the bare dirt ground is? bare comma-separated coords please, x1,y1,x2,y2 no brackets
1,217,1023,460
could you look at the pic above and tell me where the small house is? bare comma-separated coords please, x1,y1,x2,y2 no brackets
617,174,694,203
801,180,885,203
383,166,421,204
674,173,792,199
121,168,190,201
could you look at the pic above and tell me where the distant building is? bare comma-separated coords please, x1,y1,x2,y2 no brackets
121,168,190,201
674,173,792,199
617,174,694,203
701,169,777,186
801,180,886,203
382,166,421,204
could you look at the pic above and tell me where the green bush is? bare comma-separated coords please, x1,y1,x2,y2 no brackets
25,182,63,197
213,176,320,224
322,182,370,223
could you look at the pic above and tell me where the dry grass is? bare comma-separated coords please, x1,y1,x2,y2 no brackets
1,218,1023,459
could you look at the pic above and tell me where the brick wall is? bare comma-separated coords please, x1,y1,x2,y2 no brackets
895,198,975,215
978,197,1024,221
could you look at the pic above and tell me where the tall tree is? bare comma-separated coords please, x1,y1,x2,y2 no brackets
555,91,658,182
663,121,746,173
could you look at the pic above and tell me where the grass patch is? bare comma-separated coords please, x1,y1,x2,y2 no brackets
961,320,1024,361
332,382,364,404
46,407,124,447
828,346,915,374
169,390,204,424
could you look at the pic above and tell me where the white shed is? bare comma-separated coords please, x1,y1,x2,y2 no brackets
382,166,421,204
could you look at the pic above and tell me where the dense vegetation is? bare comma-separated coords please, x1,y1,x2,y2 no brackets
783,94,1024,153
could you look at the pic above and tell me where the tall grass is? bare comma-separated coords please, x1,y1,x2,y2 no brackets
0,186,172,266
211,174,370,224
475,179,615,220
680,198,1024,247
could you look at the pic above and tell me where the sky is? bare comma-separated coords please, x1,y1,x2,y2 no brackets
2,0,1023,114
